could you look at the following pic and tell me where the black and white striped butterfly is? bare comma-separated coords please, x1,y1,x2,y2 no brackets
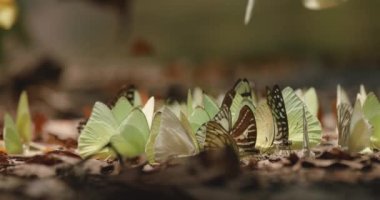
197,101,257,156
266,85,291,148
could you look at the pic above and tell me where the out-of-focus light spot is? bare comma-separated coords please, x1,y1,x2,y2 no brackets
0,0,17,30
303,0,348,10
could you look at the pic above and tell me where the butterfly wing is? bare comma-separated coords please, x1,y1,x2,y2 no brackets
282,87,322,149
196,105,231,149
337,85,352,148
204,121,238,153
266,85,290,147
16,91,32,144
188,106,211,133
111,97,133,124
146,107,199,164
221,89,236,109
303,87,319,117
254,101,275,151
230,105,257,156
363,93,380,149
142,96,155,129
78,121,117,159
203,94,219,118
3,113,23,154
115,108,150,158
348,98,372,153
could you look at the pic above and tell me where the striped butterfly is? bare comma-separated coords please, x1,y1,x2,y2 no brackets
266,85,291,149
336,85,352,149
197,100,257,157
197,78,252,150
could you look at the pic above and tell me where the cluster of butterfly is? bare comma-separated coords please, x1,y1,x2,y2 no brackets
337,85,380,153
3,80,378,164
78,79,324,164
244,0,348,24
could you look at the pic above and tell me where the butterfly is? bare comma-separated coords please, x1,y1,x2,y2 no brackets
336,85,353,148
225,79,256,125
3,91,32,155
202,104,257,157
145,107,199,164
78,87,154,160
254,100,275,152
339,85,380,153
282,87,322,149
295,87,319,117
266,85,291,149
347,96,372,153
197,86,258,157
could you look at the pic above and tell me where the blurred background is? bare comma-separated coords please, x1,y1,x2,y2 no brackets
0,0,380,119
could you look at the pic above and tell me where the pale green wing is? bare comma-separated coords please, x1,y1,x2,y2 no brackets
78,121,117,159
348,119,372,153
350,98,363,132
3,114,23,154
145,111,162,164
180,111,200,151
92,147,117,160
254,101,275,151
16,91,32,144
282,87,322,149
303,0,348,10
119,108,150,139
348,99,372,153
363,93,380,121
142,97,155,129
188,106,210,133
203,94,219,118
111,97,133,125
361,93,380,150
88,102,119,129
110,133,142,158
370,115,380,150
117,108,150,158
230,93,243,125
348,98,372,153
147,107,198,164
303,87,319,117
